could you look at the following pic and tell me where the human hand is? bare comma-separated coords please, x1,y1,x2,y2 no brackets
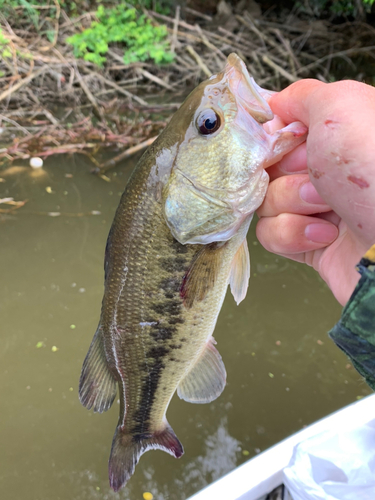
256,79,375,306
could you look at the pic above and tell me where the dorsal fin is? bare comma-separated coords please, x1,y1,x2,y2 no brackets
180,242,227,308
177,337,226,403
229,238,250,305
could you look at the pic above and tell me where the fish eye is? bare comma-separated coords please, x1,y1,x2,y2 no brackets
196,109,221,136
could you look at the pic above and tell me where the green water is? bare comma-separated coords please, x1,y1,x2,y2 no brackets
0,155,371,500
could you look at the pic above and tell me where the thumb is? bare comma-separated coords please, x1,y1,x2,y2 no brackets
269,79,325,126
272,79,375,248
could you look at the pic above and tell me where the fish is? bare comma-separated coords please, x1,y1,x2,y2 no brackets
78,53,307,492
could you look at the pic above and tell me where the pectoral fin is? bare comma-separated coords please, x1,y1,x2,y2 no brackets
180,242,226,308
229,238,250,305
79,327,117,413
177,338,226,404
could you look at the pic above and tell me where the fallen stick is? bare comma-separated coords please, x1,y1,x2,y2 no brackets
137,68,173,90
75,66,105,120
296,45,375,75
98,136,157,172
262,55,299,83
171,5,181,53
0,67,45,102
0,114,31,135
91,72,148,106
186,45,211,77
36,143,97,157
184,7,213,21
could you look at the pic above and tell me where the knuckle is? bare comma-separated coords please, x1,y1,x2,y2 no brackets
274,213,297,251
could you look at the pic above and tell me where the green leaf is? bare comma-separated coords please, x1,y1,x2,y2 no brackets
66,2,173,67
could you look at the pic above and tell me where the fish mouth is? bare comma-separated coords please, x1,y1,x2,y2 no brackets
225,53,273,124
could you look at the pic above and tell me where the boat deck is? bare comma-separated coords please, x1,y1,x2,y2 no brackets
187,394,375,500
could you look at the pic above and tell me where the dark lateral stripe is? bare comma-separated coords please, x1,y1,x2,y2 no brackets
130,344,170,435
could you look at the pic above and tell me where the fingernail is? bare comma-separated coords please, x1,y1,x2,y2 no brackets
300,182,326,205
305,223,338,243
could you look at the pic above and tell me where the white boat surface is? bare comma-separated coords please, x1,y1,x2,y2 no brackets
187,393,375,500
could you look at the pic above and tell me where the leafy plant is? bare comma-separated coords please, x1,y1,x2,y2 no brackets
0,0,40,27
67,3,174,67
297,0,375,16
0,28,12,59
126,0,174,15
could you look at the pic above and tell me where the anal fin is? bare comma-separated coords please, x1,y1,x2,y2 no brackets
229,237,250,305
79,326,117,413
177,338,226,404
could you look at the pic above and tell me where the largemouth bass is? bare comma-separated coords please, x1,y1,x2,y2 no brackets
79,53,307,491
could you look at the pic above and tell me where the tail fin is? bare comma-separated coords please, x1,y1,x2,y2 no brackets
108,422,184,492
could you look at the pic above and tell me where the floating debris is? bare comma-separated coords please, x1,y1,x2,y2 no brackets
29,157,43,168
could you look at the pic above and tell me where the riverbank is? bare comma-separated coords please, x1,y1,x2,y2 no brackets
1,1,374,171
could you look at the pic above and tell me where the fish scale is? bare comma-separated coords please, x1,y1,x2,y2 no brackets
78,53,307,492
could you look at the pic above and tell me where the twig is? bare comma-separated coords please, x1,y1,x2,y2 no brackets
262,55,299,83
184,7,213,22
194,24,227,61
92,72,148,106
186,46,211,77
171,6,180,53
0,68,45,102
42,109,59,126
98,136,157,173
37,143,97,157
137,68,173,90
74,66,105,120
148,10,196,31
296,46,375,75
0,114,31,135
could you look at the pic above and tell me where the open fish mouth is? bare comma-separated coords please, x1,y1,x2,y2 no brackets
225,53,274,123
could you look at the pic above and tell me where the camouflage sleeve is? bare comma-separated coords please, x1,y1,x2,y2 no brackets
328,245,375,390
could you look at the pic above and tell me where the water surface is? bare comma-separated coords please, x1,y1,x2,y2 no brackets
0,155,370,500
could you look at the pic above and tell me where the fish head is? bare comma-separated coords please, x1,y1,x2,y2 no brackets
162,53,306,245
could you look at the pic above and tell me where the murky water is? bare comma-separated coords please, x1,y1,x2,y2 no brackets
0,154,371,500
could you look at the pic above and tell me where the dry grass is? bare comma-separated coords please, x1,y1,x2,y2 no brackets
1,2,375,172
